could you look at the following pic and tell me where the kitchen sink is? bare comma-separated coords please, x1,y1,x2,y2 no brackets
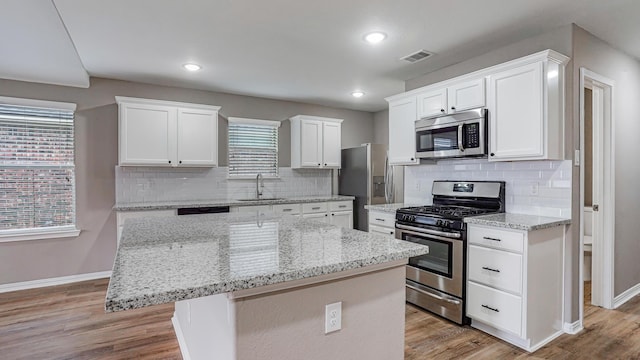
236,198,285,201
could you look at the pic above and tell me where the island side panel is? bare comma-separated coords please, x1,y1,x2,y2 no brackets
173,264,406,360
234,265,406,360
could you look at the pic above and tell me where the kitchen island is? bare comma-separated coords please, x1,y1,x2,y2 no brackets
106,212,428,360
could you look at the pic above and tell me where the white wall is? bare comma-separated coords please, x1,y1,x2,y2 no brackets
404,159,572,217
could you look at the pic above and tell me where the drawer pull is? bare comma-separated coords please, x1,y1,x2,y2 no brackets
483,236,502,242
312,207,321,210
283,209,292,212
339,205,347,208
388,230,394,235
375,218,386,222
481,304,500,313
481,266,500,273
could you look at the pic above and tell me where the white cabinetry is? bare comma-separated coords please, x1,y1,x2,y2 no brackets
367,210,396,237
116,97,219,167
487,51,568,161
231,200,353,229
416,78,485,119
290,115,343,169
387,96,418,165
466,224,564,352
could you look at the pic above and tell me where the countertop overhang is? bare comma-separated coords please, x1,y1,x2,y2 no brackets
105,212,428,312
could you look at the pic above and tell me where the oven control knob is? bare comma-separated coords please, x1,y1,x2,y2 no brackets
442,221,450,227
436,220,443,226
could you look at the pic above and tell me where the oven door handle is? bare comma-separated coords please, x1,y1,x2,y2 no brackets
406,283,461,305
395,224,461,239
457,124,465,152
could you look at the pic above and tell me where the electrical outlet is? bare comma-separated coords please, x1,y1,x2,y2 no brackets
325,302,342,334
530,182,539,196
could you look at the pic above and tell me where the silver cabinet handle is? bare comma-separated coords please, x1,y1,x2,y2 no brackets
339,205,347,208
283,209,292,212
312,207,321,210
406,284,461,305
482,266,500,273
375,218,386,222
481,304,499,313
483,236,501,242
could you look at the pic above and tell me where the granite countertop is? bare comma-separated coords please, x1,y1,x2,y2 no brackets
364,203,407,214
113,195,356,211
464,213,571,231
105,212,429,312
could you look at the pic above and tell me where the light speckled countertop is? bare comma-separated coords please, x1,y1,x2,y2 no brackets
113,195,355,211
364,203,407,214
464,213,571,231
105,212,429,312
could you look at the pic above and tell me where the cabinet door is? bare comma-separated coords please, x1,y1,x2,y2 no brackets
416,88,447,119
448,78,485,112
330,211,352,229
177,108,218,167
299,120,323,167
119,103,176,166
388,97,418,165
235,205,272,216
322,121,341,168
302,212,330,224
488,62,544,161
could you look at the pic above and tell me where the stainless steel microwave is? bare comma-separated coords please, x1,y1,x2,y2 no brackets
415,108,488,159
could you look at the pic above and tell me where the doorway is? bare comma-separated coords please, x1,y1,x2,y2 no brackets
579,68,615,323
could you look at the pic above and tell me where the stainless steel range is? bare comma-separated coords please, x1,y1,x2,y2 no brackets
395,180,505,324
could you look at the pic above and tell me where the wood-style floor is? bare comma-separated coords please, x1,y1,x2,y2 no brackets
2,280,639,359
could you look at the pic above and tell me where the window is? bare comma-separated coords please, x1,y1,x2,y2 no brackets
228,117,280,178
0,97,79,241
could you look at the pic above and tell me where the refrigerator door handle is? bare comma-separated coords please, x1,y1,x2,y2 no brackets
384,153,393,203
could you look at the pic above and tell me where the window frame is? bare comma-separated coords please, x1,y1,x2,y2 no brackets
227,117,281,179
0,96,80,243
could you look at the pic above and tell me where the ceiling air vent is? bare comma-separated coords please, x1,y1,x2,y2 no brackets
401,50,433,63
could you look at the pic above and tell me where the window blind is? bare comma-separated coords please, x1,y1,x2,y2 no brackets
228,118,280,178
0,104,76,231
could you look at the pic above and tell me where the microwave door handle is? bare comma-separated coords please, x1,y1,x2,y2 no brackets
457,124,465,152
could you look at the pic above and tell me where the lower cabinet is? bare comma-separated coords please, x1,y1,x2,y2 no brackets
232,200,353,229
466,224,564,352
367,210,396,237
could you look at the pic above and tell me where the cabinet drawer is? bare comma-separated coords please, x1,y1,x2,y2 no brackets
272,203,301,215
468,226,524,253
467,281,522,336
302,202,328,214
329,201,353,211
368,211,396,228
468,245,523,295
235,205,271,216
117,210,176,225
369,224,395,237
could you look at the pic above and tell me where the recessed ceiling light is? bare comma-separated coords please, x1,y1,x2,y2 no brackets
351,91,365,98
183,63,202,71
364,32,386,44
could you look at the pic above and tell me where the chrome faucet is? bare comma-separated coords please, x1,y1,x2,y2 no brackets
256,173,264,199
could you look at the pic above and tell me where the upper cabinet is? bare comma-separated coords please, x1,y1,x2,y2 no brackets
116,97,220,167
416,78,485,119
388,96,419,165
290,115,343,169
487,52,568,161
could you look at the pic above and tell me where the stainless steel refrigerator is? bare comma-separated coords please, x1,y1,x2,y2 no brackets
338,144,403,231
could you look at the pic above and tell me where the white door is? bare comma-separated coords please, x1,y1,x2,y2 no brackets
322,121,341,168
119,103,177,166
416,88,447,119
488,62,544,160
299,120,323,167
448,78,485,113
330,211,353,229
388,97,418,165
176,108,218,167
303,212,330,224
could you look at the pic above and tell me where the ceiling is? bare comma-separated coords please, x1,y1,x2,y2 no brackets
1,0,639,112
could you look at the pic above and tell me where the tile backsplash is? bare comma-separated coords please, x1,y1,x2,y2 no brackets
404,159,572,218
115,167,332,204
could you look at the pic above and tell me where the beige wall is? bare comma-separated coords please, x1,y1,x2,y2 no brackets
572,26,640,296
0,77,375,285
373,109,389,145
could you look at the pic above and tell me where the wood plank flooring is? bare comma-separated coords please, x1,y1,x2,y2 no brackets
2,279,640,359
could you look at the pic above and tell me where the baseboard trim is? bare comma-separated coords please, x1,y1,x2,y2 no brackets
0,271,112,293
563,320,584,334
172,313,192,360
614,282,640,309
